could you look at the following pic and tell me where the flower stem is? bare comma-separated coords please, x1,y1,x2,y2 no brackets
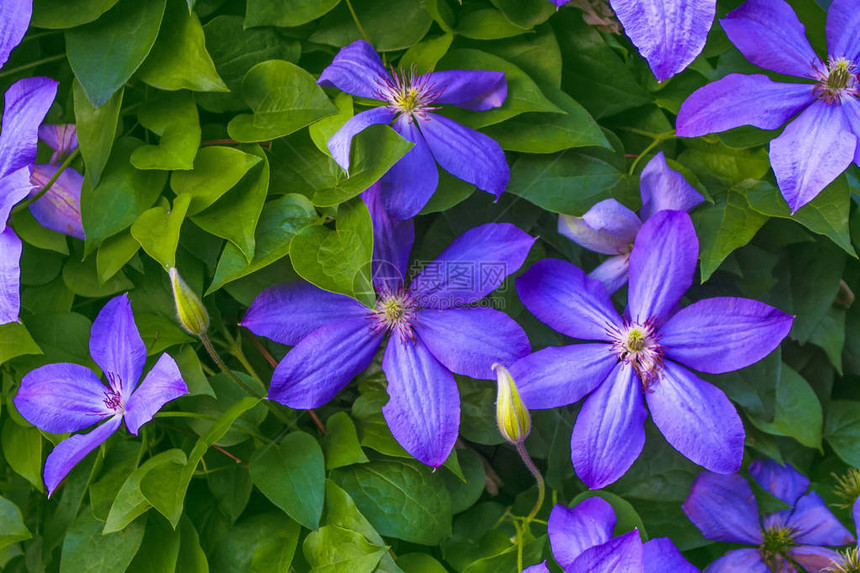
0,54,66,78
200,333,261,398
343,0,371,44
12,149,81,215
627,130,676,176
516,442,546,524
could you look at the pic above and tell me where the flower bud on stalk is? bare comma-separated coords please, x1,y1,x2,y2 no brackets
494,363,531,445
169,267,209,336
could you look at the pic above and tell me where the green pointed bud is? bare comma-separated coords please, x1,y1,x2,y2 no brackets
494,363,531,445
169,267,209,336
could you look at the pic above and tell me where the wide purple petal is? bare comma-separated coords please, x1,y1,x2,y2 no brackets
854,497,860,542
424,70,506,111
642,538,700,573
0,0,31,70
627,210,698,325
572,364,647,489
381,337,459,467
317,39,390,100
124,353,188,435
29,164,85,239
327,106,396,173
589,255,630,296
510,344,617,409
790,545,844,573
682,472,763,544
15,363,112,434
639,152,704,220
660,297,793,375
414,307,530,379
516,259,622,341
0,227,22,324
38,124,78,165
570,530,644,573
89,294,147,401
420,113,509,198
609,0,716,82
704,549,768,573
844,97,860,165
720,0,820,77
0,167,33,234
268,319,383,408
242,282,367,346
827,0,860,62
747,459,809,506
521,562,550,573
0,77,57,177
549,498,616,568
771,100,857,213
558,199,641,255
787,491,855,546
362,183,414,288
412,222,534,308
646,362,744,474
378,114,438,220
675,74,815,137
44,415,122,496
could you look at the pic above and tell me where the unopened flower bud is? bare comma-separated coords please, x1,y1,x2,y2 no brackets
494,363,531,445
169,267,209,336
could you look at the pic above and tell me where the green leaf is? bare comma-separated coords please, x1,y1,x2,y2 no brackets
137,0,228,93
249,432,326,530
825,400,860,467
208,194,318,293
125,514,181,573
131,194,192,269
310,0,432,52
456,9,528,40
31,0,120,29
97,232,141,283
748,364,823,449
0,323,41,366
399,33,454,74
0,496,31,552
0,419,43,491
73,81,122,187
63,257,134,298
441,449,486,514
245,0,341,27
809,306,846,374
61,510,145,573
90,442,142,521
332,459,453,545
570,491,648,538
130,92,201,171
210,512,301,573
171,146,262,216
176,516,208,573
303,525,386,573
324,412,370,470
290,197,374,306
419,171,475,215
710,349,780,424
227,60,338,143
309,93,354,156
398,553,448,573
489,0,555,28
191,145,269,261
11,210,69,255
65,0,166,106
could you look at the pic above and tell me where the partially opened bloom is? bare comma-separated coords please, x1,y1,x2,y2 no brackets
559,152,703,294
0,0,31,70
683,459,853,572
513,210,793,489
318,40,509,220
14,294,188,495
242,189,534,466
523,497,699,572
676,0,860,212
30,124,84,239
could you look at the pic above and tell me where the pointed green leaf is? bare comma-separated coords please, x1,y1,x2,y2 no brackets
171,146,262,215
131,194,191,269
131,92,201,171
73,81,122,187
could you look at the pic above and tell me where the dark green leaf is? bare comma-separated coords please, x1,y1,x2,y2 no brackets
61,510,145,573
310,0,432,52
324,412,370,470
32,0,120,29
245,0,341,27
73,81,122,187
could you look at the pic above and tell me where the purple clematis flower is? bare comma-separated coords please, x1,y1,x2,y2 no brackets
559,151,703,294
30,124,84,239
512,210,793,489
826,499,860,572
523,497,699,573
683,459,854,572
0,0,31,71
676,0,860,213
242,189,534,467
318,40,509,220
14,294,188,495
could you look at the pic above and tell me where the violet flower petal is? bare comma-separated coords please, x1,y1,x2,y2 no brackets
362,183,415,288
379,114,439,220
660,297,793,375
29,164,85,239
124,353,188,435
0,167,33,234
609,0,716,82
44,415,122,496
521,562,550,573
0,77,57,177
642,538,700,573
510,344,617,410
854,497,860,542
770,99,857,213
0,227,22,324
420,113,509,198
747,458,809,506
720,0,820,78
517,259,622,342
675,74,815,138
682,472,764,544
317,39,390,100
414,307,531,379
826,0,860,62
704,549,769,573
241,282,366,347
789,545,845,572
424,70,506,111
89,294,147,400
548,498,616,568
15,362,112,433
639,152,704,220
558,199,641,255
627,210,698,325
327,106,397,173
844,97,860,165
788,491,855,546
0,0,31,70
571,364,647,489
589,255,630,296
413,222,534,309
381,337,459,467
570,530,644,572
268,319,383,408
38,124,78,165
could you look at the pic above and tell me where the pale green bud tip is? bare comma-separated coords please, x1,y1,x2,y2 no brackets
493,363,531,445
169,267,209,336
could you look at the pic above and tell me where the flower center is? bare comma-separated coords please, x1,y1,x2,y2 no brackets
610,320,664,388
378,66,441,120
760,525,798,572
815,57,859,104
827,547,860,573
103,388,124,413
371,286,418,342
